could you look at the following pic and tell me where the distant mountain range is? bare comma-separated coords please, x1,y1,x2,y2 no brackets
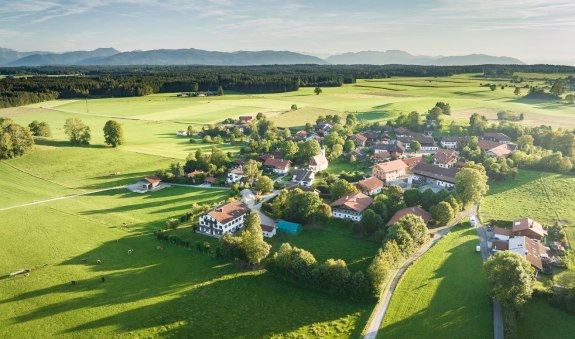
0,47,525,66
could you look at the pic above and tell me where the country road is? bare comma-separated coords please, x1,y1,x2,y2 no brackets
363,207,477,339
0,186,126,212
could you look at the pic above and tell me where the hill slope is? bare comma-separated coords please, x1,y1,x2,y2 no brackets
326,50,524,65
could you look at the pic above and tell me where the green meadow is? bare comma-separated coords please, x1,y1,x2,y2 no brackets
0,151,374,338
378,225,492,338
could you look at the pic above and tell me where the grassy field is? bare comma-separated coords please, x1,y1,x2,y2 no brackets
0,147,376,338
517,297,575,338
378,225,492,338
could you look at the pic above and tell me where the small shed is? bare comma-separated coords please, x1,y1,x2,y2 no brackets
277,220,302,235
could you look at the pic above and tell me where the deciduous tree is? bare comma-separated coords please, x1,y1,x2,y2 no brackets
103,120,124,147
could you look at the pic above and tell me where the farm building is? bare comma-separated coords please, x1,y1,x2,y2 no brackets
512,218,547,241
371,159,408,183
357,177,384,195
263,158,291,174
433,149,458,168
127,176,163,193
276,220,302,235
410,163,460,188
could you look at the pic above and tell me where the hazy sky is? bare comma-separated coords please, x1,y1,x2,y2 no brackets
1,0,574,63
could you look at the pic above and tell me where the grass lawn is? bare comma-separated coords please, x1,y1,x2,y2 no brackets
378,225,492,338
323,159,368,175
517,296,575,339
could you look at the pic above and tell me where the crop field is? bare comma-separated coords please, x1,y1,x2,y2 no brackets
0,168,373,338
378,225,492,338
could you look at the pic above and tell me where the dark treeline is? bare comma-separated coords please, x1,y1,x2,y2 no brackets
2,64,575,108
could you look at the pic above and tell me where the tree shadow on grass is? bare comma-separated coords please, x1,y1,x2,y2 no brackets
34,138,108,149
378,229,492,338
2,234,372,338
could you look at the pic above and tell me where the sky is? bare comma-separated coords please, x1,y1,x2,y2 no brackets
1,0,574,64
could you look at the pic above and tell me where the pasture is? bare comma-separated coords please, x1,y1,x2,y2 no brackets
378,225,492,338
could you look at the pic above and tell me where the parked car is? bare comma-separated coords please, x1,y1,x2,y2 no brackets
470,215,476,226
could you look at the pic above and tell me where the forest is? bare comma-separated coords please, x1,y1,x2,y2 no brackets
1,64,574,108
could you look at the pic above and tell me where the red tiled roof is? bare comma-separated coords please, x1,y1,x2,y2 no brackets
373,159,408,173
434,148,457,165
261,224,276,233
402,156,423,168
492,240,509,251
330,193,374,213
387,207,432,225
351,133,368,142
264,158,291,169
494,227,514,237
512,218,547,238
310,154,328,167
478,140,505,151
187,170,205,177
204,176,216,183
412,163,460,184
206,201,249,224
144,176,161,186
358,177,384,192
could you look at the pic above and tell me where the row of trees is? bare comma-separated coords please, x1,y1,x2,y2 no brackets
62,118,124,147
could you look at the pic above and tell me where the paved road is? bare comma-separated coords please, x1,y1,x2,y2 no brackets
0,186,126,212
474,208,505,339
363,208,476,339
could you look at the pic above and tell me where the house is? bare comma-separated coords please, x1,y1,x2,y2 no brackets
410,163,460,188
276,220,302,235
483,132,511,143
226,168,244,184
507,236,550,270
187,170,205,178
263,158,291,174
371,160,408,183
398,134,438,152
440,136,467,149
292,169,315,187
492,239,509,251
374,141,405,158
295,130,308,141
433,149,458,168
176,130,188,136
493,227,514,241
198,201,250,237
371,151,391,163
478,140,514,158
362,131,380,145
349,133,368,147
330,193,374,222
357,177,384,195
309,150,329,172
350,148,368,161
387,207,432,225
261,224,277,238
204,176,216,184
512,218,547,241
394,127,416,137
238,116,253,125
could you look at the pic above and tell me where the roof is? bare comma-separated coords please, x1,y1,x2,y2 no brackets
478,140,505,151
204,176,216,183
374,141,405,153
230,168,244,175
372,151,391,160
412,163,460,184
292,169,315,182
402,156,424,168
261,224,276,233
238,116,253,123
509,236,545,270
394,127,415,136
350,133,368,142
434,149,458,165
488,144,513,158
357,177,384,192
205,201,249,224
144,176,161,186
484,132,510,140
494,227,514,237
309,154,328,167
512,218,547,238
330,193,374,213
441,136,467,143
387,207,432,225
187,170,205,177
492,240,509,251
397,134,435,146
373,159,408,173
264,158,291,169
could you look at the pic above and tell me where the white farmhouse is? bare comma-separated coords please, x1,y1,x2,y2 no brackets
198,201,250,237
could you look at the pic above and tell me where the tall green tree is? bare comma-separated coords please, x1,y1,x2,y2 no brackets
431,201,455,226
28,120,51,137
0,118,34,159
410,140,421,152
314,87,322,95
243,159,262,185
330,179,360,200
255,176,274,194
103,120,124,147
64,118,91,145
484,251,535,307
218,86,224,96
240,212,271,265
455,163,489,206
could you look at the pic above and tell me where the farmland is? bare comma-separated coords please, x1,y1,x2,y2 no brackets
378,225,492,338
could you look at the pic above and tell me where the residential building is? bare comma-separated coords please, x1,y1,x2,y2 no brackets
291,169,315,187
263,158,291,174
402,156,424,170
387,206,432,225
374,141,405,158
349,133,368,147
482,132,511,143
260,224,277,238
330,193,374,222
433,149,458,168
357,177,384,195
398,134,438,152
410,163,460,188
394,127,416,137
198,201,250,237
129,176,163,193
478,140,514,158
372,160,408,183
440,136,467,149
226,168,244,184
507,236,550,270
493,227,514,241
512,218,547,241
371,151,391,163
238,116,254,125
309,150,329,172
